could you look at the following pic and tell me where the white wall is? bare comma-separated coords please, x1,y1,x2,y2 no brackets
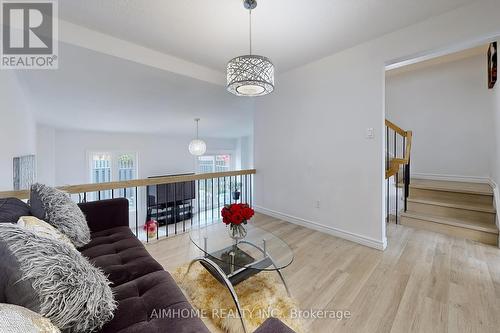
36,127,240,186
254,0,500,250
0,73,36,190
236,136,254,170
36,125,56,185
386,54,494,180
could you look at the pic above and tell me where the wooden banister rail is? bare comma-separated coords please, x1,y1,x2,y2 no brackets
0,169,256,200
385,119,406,137
385,129,412,179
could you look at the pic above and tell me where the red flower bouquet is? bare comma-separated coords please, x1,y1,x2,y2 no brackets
221,203,254,241
221,203,254,225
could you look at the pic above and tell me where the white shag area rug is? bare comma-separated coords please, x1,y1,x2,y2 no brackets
172,262,304,333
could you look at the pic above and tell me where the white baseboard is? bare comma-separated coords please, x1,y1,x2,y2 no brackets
254,206,387,251
412,173,491,184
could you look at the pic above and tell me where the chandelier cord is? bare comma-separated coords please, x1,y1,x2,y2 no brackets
195,119,199,139
249,9,252,55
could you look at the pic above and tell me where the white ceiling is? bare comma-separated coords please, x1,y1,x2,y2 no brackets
16,43,253,138
59,0,477,73
19,0,480,138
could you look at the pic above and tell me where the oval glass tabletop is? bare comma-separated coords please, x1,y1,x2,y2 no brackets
189,223,294,272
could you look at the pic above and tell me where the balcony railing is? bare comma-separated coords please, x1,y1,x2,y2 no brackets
0,169,256,243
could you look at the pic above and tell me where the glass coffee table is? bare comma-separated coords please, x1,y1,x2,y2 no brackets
187,223,294,333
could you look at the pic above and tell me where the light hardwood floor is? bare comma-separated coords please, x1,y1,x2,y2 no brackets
145,213,500,333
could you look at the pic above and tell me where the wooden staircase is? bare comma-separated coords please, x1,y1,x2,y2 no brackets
400,179,499,246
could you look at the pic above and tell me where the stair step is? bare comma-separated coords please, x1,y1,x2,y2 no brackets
409,179,493,196
401,213,498,246
408,196,496,214
407,197,495,213
401,211,498,234
409,187,493,205
407,198,495,224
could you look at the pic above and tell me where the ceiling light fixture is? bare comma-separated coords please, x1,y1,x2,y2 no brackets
226,0,274,97
188,118,207,156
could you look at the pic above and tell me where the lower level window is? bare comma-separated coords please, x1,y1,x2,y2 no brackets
197,154,232,211
197,154,231,173
89,152,137,208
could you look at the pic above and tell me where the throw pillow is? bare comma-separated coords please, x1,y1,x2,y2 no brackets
0,224,116,333
0,303,60,333
0,198,31,223
30,183,90,247
17,216,75,249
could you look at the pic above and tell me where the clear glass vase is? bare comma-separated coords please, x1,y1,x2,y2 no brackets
228,224,247,243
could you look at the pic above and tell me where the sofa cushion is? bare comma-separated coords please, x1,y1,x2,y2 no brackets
80,227,164,286
100,271,209,333
0,303,60,333
0,223,116,332
0,198,31,223
0,241,39,310
17,216,75,249
254,317,297,333
30,183,91,247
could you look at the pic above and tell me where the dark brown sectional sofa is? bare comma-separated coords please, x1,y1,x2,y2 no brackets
0,197,295,333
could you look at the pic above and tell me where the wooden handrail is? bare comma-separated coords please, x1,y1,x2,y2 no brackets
385,119,407,137
0,169,256,200
385,129,412,179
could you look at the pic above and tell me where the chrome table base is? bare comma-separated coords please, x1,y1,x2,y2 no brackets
185,240,291,333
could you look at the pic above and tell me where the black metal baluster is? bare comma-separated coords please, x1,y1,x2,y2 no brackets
217,177,221,219
112,189,114,199
403,136,406,212
135,187,139,238
405,158,411,212
98,191,101,200
234,176,237,202
190,180,194,228
224,177,227,205
182,181,186,233
246,174,249,204
240,175,244,204
234,176,237,203
241,175,244,203
250,174,253,207
166,183,169,237
204,179,207,226
395,172,399,225
174,182,177,235
83,192,87,203
209,178,212,223
154,185,158,244
243,174,246,204
197,180,201,227
229,176,232,204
